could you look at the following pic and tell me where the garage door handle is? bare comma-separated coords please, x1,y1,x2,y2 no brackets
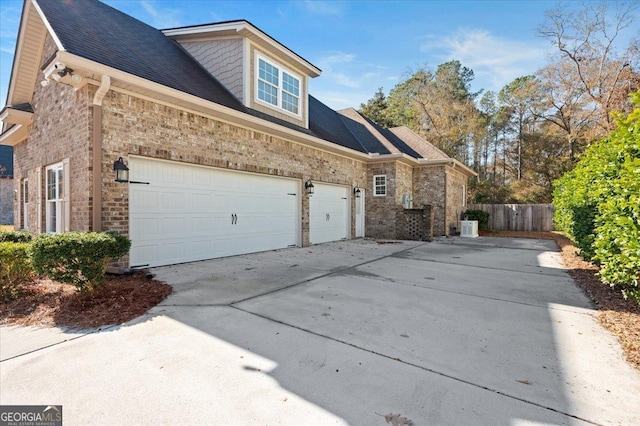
326,213,330,221
287,193,296,196
231,213,238,225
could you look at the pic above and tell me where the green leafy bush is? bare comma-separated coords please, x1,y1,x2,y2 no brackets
31,231,131,291
0,242,34,301
464,209,490,229
0,230,33,243
553,91,640,302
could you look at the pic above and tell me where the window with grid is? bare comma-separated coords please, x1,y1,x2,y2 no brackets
256,55,301,116
46,162,64,233
374,175,387,196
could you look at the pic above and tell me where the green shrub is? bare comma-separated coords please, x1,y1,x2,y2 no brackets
464,209,490,229
0,242,34,301
553,91,640,303
31,231,131,291
0,230,33,243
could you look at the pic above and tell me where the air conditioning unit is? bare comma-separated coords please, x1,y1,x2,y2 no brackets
460,220,478,238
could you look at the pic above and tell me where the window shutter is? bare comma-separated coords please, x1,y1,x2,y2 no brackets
36,168,42,234
62,158,70,232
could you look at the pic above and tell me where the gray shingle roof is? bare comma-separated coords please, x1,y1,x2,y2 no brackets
310,96,401,155
34,0,414,159
37,0,244,111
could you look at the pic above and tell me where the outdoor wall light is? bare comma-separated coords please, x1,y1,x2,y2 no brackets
305,180,315,195
354,187,361,198
113,157,149,185
113,157,129,183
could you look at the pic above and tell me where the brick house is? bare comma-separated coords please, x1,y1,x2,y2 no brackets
0,0,475,268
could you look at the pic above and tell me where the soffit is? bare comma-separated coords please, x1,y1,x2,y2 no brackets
6,1,49,107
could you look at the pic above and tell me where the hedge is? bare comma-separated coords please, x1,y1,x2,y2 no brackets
553,91,640,302
0,242,33,301
463,209,490,229
31,231,131,291
0,230,33,243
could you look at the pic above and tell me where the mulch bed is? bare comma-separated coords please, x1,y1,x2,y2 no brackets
0,272,172,329
483,230,640,371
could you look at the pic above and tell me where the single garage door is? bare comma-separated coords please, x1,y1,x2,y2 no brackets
129,157,299,267
309,183,349,244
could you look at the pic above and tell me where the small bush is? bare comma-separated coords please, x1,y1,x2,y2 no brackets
31,231,131,291
0,230,33,243
0,242,34,301
464,209,490,229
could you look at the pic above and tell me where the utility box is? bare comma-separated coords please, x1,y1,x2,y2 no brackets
460,220,479,238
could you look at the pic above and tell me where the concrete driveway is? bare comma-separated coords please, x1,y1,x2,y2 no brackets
1,237,639,425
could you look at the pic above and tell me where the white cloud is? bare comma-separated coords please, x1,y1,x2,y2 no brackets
420,28,548,91
303,1,344,16
317,51,356,66
311,89,371,110
140,1,184,28
333,73,360,88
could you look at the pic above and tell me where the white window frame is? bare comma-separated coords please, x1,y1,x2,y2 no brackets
46,163,63,233
22,178,29,230
462,184,467,207
255,53,302,117
373,175,387,197
45,160,70,233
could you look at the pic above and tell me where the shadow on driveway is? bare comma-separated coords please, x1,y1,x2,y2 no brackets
1,238,639,425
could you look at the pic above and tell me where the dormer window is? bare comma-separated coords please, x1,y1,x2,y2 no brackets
256,54,301,116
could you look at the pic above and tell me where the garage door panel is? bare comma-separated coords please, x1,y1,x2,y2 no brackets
309,183,349,245
129,158,299,267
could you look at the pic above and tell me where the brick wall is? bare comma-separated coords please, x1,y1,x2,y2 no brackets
413,165,446,236
395,205,433,241
445,168,469,235
365,161,398,238
100,90,367,246
13,35,93,232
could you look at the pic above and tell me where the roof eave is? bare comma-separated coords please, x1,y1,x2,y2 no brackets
163,20,321,78
56,52,370,162
417,158,477,177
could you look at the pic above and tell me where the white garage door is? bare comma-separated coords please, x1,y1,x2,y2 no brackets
309,183,350,245
128,157,299,267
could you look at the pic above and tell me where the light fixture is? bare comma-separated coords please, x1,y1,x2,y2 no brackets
113,157,129,183
354,187,361,198
305,180,315,195
113,157,150,185
57,67,74,78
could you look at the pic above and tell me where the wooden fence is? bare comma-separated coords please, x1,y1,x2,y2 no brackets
467,204,555,232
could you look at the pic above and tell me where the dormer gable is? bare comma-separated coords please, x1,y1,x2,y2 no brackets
164,20,321,129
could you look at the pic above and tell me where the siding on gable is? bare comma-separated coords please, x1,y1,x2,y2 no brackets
180,38,245,102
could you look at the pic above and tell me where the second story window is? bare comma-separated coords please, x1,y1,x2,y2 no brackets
257,55,301,116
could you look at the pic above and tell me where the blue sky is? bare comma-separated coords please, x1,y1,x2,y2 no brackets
0,0,585,110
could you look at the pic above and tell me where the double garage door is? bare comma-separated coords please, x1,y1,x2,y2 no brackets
129,157,299,267
129,158,352,267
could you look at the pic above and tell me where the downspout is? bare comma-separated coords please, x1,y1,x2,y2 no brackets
443,167,448,236
92,75,111,231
